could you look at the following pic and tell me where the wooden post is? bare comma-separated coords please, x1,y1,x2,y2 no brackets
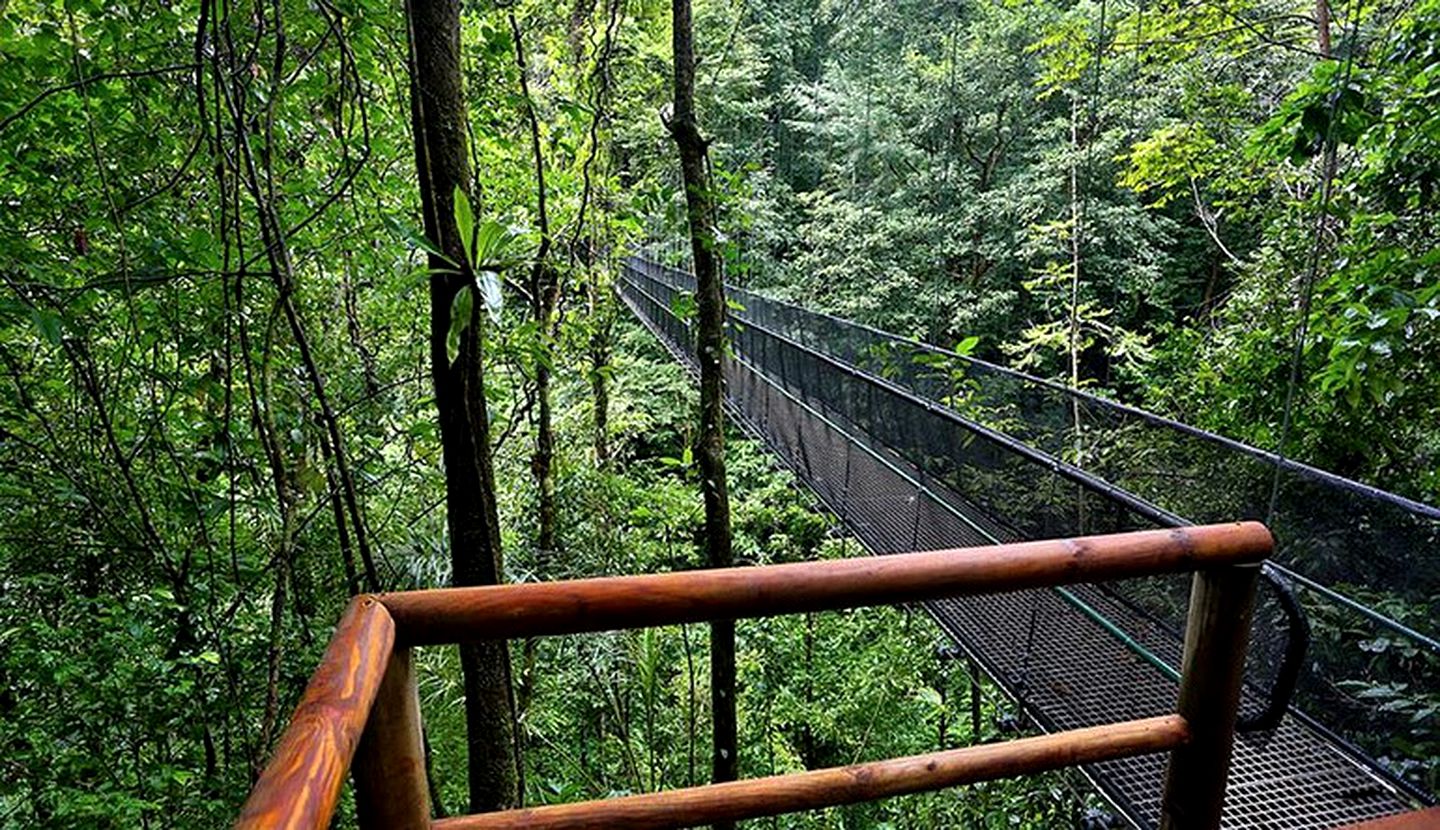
1160,564,1261,830
354,647,431,830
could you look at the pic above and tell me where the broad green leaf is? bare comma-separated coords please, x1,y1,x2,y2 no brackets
454,185,476,266
914,686,943,707
384,214,458,269
447,284,475,366
29,309,62,345
473,220,514,266
670,293,697,321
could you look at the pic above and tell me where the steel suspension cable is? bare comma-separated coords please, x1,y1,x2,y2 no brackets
1265,0,1362,522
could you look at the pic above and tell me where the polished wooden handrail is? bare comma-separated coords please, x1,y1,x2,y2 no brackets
433,716,1190,830
381,523,1272,644
234,597,395,829
233,523,1273,830
1336,807,1440,830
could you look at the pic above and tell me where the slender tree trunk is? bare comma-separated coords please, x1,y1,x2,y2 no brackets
667,0,738,818
587,254,612,467
575,0,620,469
510,11,559,567
317,418,360,595
405,0,521,811
257,502,293,776
510,12,558,731
340,251,381,398
1315,0,1332,57
1068,96,1087,530
1067,99,1083,399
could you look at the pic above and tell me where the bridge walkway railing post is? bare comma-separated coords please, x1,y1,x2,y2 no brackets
235,523,1272,830
1161,564,1261,830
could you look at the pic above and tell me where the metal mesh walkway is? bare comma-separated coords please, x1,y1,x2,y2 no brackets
618,257,1423,829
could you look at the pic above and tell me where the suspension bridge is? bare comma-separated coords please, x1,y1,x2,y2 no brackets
231,256,1440,830
617,254,1439,829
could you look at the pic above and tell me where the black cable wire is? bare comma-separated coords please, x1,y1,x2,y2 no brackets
1266,0,1362,522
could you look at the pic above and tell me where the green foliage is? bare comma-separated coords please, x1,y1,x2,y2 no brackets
639,0,1438,503
1122,124,1219,207
1137,0,1440,498
1252,61,1379,163
2,0,1438,824
470,324,1096,824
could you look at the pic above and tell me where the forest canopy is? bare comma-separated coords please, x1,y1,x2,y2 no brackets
0,0,1436,825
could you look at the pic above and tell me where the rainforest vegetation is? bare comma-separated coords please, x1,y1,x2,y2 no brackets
0,0,1436,825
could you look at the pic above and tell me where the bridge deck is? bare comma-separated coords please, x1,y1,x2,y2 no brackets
618,260,1415,829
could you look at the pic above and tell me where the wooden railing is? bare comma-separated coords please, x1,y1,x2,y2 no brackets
234,523,1271,830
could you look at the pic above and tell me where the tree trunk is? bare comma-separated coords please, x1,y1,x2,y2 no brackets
510,12,558,733
576,0,621,468
510,10,559,568
1067,98,1083,399
405,0,521,811
1315,0,1332,57
587,256,611,467
666,0,738,820
1068,96,1087,531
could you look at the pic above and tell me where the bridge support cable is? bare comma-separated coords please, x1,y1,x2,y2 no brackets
621,265,1240,678
619,257,1424,828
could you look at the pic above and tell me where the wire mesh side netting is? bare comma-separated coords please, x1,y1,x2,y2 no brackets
618,268,1413,828
620,256,1436,809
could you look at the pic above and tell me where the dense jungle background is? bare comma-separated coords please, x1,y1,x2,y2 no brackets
0,0,1436,825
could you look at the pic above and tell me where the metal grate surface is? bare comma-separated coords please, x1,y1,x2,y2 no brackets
617,260,1416,829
